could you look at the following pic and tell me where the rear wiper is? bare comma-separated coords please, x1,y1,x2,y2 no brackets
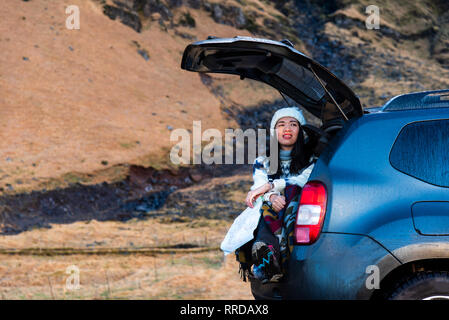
308,64,349,121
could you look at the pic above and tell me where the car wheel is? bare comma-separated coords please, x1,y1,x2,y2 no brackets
388,271,449,300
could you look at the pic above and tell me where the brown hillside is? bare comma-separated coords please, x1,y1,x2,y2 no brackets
0,0,283,194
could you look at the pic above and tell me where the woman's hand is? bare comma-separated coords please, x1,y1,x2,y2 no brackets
269,194,286,212
245,182,271,208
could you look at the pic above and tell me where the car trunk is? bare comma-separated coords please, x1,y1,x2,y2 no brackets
181,36,364,126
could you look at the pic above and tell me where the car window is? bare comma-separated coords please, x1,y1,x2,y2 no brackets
276,59,325,102
390,119,449,187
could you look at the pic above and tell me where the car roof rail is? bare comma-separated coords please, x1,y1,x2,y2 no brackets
382,89,449,111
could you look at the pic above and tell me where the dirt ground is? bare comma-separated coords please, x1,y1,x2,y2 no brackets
0,220,253,300
0,172,254,300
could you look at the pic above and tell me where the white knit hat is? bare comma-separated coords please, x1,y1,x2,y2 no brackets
270,106,306,130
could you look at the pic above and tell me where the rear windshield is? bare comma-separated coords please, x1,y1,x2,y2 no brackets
276,59,325,102
390,119,449,187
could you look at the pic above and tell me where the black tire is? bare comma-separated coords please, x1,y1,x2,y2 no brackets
388,271,449,300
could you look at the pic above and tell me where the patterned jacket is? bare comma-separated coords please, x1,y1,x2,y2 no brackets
250,155,315,202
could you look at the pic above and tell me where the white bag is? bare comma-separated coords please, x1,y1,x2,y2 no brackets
220,197,263,255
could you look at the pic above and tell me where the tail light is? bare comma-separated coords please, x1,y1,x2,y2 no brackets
294,181,327,245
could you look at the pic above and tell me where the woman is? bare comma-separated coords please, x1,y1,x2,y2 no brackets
239,106,315,283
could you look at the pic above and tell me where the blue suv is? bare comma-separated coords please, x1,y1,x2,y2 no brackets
181,36,449,300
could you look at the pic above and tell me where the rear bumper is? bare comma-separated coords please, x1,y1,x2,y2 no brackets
251,232,400,300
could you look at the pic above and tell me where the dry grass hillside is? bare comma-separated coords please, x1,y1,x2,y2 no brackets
323,0,449,104
0,0,284,194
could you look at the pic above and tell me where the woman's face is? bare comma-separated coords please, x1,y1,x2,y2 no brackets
275,116,300,150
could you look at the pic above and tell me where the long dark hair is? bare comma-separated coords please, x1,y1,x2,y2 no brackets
269,123,309,179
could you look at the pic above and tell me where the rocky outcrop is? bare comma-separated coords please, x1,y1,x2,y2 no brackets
431,11,449,69
102,0,175,32
208,4,246,29
99,0,299,42
103,3,142,32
